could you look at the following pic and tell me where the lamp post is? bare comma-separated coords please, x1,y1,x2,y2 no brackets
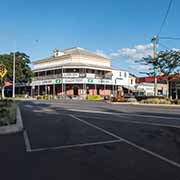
151,36,158,96
12,42,16,98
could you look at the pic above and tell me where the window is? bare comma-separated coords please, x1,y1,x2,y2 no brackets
131,79,133,85
124,72,127,77
119,72,122,77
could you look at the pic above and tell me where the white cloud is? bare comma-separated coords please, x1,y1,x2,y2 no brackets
110,43,153,60
95,49,109,58
172,48,180,51
129,64,150,71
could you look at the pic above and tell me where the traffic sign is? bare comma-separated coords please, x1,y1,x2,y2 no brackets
0,64,7,78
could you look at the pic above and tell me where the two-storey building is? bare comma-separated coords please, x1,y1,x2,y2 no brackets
31,47,130,98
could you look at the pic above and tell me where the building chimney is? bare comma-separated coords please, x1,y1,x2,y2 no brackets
53,49,64,57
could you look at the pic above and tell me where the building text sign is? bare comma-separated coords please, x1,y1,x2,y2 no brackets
63,73,79,78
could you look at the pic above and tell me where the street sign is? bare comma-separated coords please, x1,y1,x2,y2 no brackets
55,79,61,84
0,64,7,78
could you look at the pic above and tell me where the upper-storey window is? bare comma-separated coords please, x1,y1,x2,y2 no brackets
131,79,133,85
119,72,122,77
124,72,127,78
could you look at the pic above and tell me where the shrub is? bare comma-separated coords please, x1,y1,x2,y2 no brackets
173,99,180,105
36,95,53,100
110,96,125,102
0,102,16,126
88,95,102,101
125,97,138,103
141,98,171,104
15,94,29,98
136,96,167,102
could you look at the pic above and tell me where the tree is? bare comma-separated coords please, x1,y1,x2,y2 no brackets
0,52,32,83
0,52,32,97
158,50,180,98
136,55,159,96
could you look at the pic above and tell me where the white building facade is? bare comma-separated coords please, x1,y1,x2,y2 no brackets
31,47,131,98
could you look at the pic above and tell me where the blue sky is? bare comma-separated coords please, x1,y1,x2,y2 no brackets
0,0,180,75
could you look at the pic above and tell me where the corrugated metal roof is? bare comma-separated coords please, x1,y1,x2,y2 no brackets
32,47,110,65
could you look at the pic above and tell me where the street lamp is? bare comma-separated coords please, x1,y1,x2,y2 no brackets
12,41,16,98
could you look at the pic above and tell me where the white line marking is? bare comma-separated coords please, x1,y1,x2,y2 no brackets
70,114,180,169
23,130,31,152
70,115,123,140
30,139,122,152
76,115,180,129
68,109,180,120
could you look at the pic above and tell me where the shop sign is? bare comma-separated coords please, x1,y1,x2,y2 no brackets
101,79,112,84
79,73,86,78
55,79,61,84
87,79,93,83
63,78,85,84
86,73,95,78
63,73,79,78
32,79,58,86
42,80,53,85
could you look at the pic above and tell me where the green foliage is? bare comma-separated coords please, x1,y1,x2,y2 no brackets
173,99,180,105
0,100,16,126
0,52,32,83
136,55,159,76
111,96,125,102
36,95,54,100
15,94,30,98
87,95,102,101
125,97,137,103
158,50,180,79
141,97,171,104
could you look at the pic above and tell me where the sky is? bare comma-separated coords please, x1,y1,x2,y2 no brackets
0,0,180,75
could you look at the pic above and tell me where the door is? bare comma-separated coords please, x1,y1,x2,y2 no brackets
73,86,78,96
178,89,180,99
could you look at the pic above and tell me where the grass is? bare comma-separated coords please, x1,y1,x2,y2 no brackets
0,100,16,126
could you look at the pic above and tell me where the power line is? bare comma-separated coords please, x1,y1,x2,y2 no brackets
158,0,173,36
159,36,180,40
158,42,171,50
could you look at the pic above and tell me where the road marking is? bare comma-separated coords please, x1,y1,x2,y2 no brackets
30,139,122,152
76,115,180,129
68,109,180,120
70,115,123,140
70,114,180,169
23,130,31,152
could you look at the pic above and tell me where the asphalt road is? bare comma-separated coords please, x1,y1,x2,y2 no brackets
1,100,180,180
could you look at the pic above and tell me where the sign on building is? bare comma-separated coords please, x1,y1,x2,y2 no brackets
87,79,93,83
63,73,79,78
55,79,61,84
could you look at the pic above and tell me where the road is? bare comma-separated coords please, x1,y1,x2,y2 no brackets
1,100,180,180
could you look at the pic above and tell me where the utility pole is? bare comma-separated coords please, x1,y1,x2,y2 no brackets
62,67,64,98
12,45,16,98
151,36,158,96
